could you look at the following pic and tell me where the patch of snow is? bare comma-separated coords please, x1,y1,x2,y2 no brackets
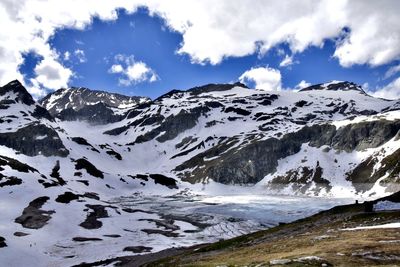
35,135,47,140
343,222,400,231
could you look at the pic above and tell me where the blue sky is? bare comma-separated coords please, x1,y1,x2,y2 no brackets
4,2,400,99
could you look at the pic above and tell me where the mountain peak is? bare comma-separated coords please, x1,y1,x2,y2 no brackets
0,80,35,105
300,81,365,93
39,85,151,124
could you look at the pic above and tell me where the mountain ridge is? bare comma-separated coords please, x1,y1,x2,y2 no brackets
1,79,399,194
0,79,399,265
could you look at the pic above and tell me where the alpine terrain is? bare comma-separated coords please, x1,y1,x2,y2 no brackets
0,79,399,266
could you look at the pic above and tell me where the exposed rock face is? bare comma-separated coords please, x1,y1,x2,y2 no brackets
57,102,124,124
268,161,331,194
0,123,68,157
347,147,400,192
332,120,400,152
133,106,210,144
176,120,400,185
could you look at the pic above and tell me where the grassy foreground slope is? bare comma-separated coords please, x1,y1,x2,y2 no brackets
141,193,400,267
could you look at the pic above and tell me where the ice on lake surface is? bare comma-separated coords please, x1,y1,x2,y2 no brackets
111,192,352,243
1,190,353,267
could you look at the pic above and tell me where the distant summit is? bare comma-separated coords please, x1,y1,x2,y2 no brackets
39,87,151,124
40,87,150,113
155,82,248,101
300,81,365,94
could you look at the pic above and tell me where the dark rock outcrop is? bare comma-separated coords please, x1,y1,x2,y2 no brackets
0,236,6,248
74,158,104,178
15,196,54,229
0,124,68,157
129,174,178,189
0,155,38,173
55,192,80,204
79,204,109,229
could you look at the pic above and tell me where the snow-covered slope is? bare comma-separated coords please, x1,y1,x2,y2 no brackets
0,79,399,265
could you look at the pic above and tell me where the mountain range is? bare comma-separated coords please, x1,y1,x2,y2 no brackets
0,79,399,265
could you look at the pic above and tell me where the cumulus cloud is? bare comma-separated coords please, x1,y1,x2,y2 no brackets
369,77,400,100
0,0,138,95
239,66,282,91
1,0,400,96
31,57,73,90
109,54,158,86
146,0,400,66
109,64,124,74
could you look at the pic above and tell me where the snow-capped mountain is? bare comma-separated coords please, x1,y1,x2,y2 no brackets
39,87,150,124
0,79,399,265
2,79,400,195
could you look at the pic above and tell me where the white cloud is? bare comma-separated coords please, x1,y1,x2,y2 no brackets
0,0,139,95
31,57,73,90
279,55,295,67
74,49,86,63
126,62,152,82
109,64,124,73
384,65,400,80
1,0,400,96
369,77,400,100
108,54,158,86
145,0,400,66
63,51,70,61
239,66,281,91
295,80,311,90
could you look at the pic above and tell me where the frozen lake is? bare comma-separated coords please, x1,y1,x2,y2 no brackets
1,190,354,266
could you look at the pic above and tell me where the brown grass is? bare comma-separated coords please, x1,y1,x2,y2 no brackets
146,210,400,267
